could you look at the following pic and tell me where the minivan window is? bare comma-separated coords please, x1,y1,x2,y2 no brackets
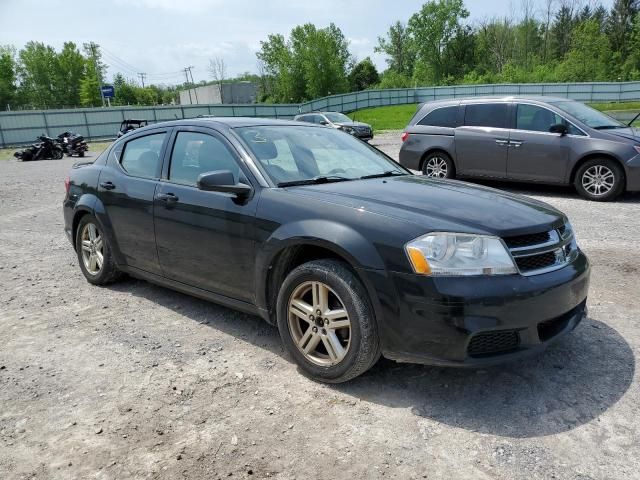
418,106,458,127
120,133,166,179
464,103,508,129
516,104,584,135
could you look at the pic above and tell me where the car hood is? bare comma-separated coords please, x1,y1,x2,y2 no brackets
286,175,565,237
334,121,371,128
601,127,640,142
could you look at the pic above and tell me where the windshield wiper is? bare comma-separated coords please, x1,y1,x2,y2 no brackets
360,170,408,180
277,175,352,187
593,125,626,130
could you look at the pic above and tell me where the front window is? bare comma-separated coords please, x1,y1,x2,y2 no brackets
235,126,407,186
516,104,583,135
551,101,626,130
323,112,352,123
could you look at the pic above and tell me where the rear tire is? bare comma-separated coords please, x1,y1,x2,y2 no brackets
75,214,122,285
276,259,380,383
421,151,455,179
574,158,624,201
53,148,63,160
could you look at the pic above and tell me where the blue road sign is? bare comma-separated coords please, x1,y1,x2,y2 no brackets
101,85,115,98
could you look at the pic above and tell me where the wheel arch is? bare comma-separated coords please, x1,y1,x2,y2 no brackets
255,221,386,326
569,153,627,186
419,148,457,174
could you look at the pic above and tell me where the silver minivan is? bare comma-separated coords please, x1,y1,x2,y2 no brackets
399,96,640,201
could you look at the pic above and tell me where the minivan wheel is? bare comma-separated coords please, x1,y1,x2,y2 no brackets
276,259,380,383
422,152,454,179
75,215,121,285
574,158,624,201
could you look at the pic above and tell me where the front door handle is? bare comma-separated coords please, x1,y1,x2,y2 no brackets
99,181,116,190
495,139,509,146
510,140,523,148
156,193,179,204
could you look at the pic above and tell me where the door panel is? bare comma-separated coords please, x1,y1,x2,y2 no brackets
456,103,510,178
153,129,259,302
508,104,570,182
97,131,167,274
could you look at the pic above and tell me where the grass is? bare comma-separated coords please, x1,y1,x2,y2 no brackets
349,101,640,132
0,141,113,161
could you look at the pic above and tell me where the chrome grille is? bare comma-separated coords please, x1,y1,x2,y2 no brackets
505,223,577,276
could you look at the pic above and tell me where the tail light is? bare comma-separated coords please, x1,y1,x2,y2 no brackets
64,176,70,195
401,132,409,142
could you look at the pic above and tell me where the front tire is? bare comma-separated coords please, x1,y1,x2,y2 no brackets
422,151,455,179
574,158,624,201
75,215,121,285
276,259,380,383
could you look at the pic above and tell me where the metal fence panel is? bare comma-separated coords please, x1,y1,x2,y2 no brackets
2,81,640,147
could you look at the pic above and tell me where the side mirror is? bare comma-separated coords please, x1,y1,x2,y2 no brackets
549,123,568,136
319,120,329,126
197,170,252,199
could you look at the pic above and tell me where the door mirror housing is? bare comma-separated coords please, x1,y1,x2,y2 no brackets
549,123,568,136
319,120,329,126
197,170,252,199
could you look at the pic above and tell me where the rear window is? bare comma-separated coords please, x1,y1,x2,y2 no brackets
418,106,458,127
464,103,508,129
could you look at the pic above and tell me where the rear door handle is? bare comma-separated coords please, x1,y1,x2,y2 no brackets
156,193,179,203
99,181,116,190
495,139,509,146
510,140,523,148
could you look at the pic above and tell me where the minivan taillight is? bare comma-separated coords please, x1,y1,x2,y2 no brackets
401,132,409,142
64,176,70,195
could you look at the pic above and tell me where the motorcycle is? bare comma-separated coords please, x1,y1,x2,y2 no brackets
13,134,64,161
57,131,89,157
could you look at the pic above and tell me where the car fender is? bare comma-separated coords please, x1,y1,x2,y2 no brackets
254,219,387,315
72,193,126,266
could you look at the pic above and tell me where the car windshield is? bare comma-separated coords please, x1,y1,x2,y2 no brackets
551,101,626,129
235,125,407,186
324,112,352,123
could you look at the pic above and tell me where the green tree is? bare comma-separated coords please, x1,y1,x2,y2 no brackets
408,0,469,84
257,23,352,102
557,20,612,81
348,57,379,91
0,45,17,109
54,42,85,107
17,41,58,107
79,42,105,107
375,21,415,76
607,0,638,57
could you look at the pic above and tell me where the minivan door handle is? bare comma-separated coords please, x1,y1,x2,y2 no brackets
510,140,523,148
495,139,509,146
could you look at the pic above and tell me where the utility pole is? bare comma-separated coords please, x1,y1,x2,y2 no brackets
183,68,193,104
138,73,146,88
187,66,198,104
90,43,105,107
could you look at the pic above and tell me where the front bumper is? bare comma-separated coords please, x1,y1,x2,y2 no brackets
625,154,640,191
363,251,590,367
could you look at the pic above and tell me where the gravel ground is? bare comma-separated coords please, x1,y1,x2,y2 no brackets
1,133,639,480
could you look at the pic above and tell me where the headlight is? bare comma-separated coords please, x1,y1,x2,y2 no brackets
405,233,517,276
340,126,354,134
633,145,640,154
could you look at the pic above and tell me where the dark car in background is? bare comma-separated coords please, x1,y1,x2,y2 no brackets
399,97,640,201
294,111,373,141
63,117,589,383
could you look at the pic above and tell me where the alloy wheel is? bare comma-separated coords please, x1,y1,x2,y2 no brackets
425,156,448,178
287,281,351,366
80,223,104,275
582,165,615,196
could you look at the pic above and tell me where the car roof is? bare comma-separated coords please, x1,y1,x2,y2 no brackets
126,116,319,132
422,96,575,107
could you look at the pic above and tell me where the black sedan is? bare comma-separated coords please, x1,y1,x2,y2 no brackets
63,118,590,383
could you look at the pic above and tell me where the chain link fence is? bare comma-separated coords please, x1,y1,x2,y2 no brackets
2,81,639,147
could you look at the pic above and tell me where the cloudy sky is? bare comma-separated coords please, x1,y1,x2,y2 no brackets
0,0,613,85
